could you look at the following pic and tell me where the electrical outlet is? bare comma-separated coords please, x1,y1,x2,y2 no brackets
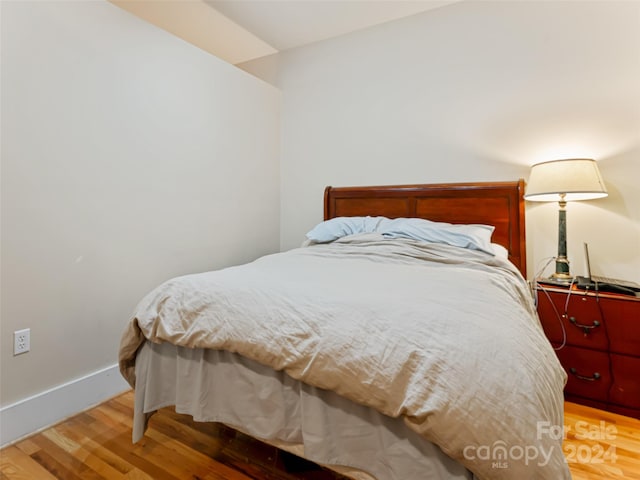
14,328,30,355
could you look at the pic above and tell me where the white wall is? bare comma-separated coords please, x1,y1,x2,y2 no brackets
243,0,639,282
0,0,280,441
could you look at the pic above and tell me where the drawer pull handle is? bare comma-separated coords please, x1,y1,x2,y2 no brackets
568,317,600,334
569,368,601,382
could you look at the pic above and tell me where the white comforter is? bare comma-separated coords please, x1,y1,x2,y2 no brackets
119,234,570,480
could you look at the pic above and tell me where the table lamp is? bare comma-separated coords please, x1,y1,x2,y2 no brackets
524,158,608,281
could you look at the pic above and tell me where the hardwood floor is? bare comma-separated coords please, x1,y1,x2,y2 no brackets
562,403,640,480
1,390,639,479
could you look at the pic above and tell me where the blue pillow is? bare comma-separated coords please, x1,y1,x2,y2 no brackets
305,216,496,254
305,216,390,243
380,217,495,254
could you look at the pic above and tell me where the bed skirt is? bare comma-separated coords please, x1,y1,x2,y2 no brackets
133,340,473,480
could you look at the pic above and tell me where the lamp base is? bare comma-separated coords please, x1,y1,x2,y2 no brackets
551,272,573,282
538,276,574,288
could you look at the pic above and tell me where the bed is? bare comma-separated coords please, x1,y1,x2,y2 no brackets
119,180,570,480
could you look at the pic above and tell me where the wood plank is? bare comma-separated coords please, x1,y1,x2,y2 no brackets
44,425,128,480
29,434,104,480
54,417,134,476
0,446,57,480
98,432,181,480
13,439,39,457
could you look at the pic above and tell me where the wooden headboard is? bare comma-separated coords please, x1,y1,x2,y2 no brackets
324,180,527,277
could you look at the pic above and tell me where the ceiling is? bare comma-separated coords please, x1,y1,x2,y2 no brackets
110,0,459,65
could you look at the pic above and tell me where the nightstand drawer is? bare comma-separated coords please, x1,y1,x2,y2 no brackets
537,290,607,349
610,354,640,409
555,346,611,402
602,298,640,355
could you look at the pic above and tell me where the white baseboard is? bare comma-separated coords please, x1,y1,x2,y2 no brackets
0,363,130,448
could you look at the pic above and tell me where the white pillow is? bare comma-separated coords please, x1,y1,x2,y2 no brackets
305,216,390,243
380,217,495,254
491,243,509,259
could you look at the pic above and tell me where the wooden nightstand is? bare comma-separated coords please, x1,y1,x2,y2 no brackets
535,281,640,419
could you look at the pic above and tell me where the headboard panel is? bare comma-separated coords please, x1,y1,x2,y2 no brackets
324,180,526,277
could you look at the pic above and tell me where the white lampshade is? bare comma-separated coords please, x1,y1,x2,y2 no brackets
524,158,608,202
